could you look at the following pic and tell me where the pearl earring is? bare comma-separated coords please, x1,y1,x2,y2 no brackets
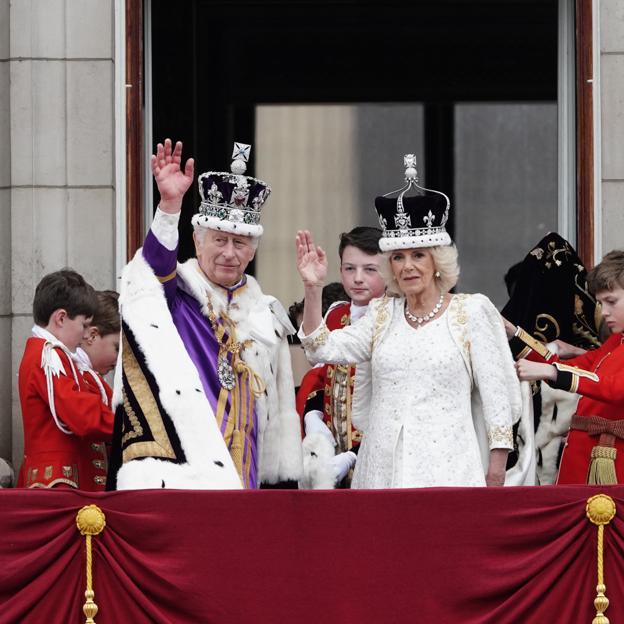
435,271,441,278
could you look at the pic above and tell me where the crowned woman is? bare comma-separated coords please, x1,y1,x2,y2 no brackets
295,154,528,488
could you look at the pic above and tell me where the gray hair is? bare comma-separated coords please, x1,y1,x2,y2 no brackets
381,245,460,296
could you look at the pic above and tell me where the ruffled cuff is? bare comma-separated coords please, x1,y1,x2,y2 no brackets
151,207,181,251
487,425,514,450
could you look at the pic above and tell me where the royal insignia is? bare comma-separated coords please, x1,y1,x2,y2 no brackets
376,152,451,251
218,356,236,391
193,142,271,237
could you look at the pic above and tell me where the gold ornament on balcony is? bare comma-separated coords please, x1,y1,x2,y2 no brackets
76,504,107,624
586,494,616,624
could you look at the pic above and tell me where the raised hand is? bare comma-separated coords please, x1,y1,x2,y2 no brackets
151,138,195,213
295,230,328,288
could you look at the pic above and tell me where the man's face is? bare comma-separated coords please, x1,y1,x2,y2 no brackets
340,245,386,307
193,228,256,287
596,287,624,334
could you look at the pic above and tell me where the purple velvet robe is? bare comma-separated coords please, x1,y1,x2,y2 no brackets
142,230,258,488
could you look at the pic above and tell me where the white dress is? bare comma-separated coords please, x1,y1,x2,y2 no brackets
299,294,518,489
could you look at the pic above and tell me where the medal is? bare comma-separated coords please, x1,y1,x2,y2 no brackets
217,356,236,391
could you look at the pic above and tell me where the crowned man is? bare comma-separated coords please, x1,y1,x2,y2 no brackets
108,139,303,490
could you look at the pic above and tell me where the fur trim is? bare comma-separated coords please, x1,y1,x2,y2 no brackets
191,213,263,238
114,251,242,490
379,231,451,251
299,433,336,489
535,385,577,484
115,252,302,487
176,259,303,483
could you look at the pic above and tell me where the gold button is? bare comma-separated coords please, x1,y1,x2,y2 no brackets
94,476,106,485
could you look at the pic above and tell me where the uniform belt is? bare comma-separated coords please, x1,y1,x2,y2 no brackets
570,415,624,448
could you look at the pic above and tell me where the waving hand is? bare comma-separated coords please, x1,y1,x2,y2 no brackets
296,230,328,288
151,138,195,213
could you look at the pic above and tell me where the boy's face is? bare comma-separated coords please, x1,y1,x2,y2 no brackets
84,329,120,376
596,287,624,334
340,245,386,307
56,313,91,352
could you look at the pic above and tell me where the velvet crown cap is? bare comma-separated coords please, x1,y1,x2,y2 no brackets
374,153,451,252
191,142,271,237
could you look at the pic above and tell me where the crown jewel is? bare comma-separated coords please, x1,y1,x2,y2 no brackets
374,152,452,252
193,142,271,237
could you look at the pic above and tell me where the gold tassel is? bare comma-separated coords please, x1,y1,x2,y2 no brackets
230,429,244,482
76,505,106,624
586,495,616,624
588,447,618,485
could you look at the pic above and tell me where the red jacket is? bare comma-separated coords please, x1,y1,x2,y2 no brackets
518,332,624,483
296,302,361,451
17,338,114,490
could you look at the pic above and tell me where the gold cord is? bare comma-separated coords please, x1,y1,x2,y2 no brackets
76,505,106,624
586,495,616,624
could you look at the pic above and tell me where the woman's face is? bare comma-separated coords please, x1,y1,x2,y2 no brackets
390,247,437,297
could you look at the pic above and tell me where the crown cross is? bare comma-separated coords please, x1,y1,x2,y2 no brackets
232,143,251,162
394,212,412,229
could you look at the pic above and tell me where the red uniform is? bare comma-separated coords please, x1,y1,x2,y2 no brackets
296,302,362,452
17,338,114,490
513,330,624,483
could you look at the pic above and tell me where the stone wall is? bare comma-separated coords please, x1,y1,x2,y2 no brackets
600,0,624,254
2,0,117,468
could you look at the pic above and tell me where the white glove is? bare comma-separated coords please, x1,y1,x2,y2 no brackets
304,411,335,447
331,451,357,483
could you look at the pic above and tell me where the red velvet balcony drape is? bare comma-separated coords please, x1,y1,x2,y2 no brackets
1,486,623,624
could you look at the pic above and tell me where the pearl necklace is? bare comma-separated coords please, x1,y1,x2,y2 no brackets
405,293,444,325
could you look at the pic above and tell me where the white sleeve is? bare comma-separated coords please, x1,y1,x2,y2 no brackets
468,294,519,450
150,207,181,251
351,361,372,433
297,305,375,367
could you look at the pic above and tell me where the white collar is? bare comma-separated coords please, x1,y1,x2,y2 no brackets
73,347,93,371
350,303,368,323
31,325,73,352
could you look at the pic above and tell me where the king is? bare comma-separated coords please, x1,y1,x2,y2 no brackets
108,139,303,490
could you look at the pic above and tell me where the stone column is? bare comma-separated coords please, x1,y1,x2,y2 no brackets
255,105,358,308
5,0,117,467
0,0,11,462
600,1,624,253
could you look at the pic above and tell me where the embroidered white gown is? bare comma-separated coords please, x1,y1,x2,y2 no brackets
299,294,518,489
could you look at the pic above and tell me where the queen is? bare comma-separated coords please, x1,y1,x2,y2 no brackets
295,155,523,488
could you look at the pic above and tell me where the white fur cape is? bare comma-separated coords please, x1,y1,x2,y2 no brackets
113,250,303,489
